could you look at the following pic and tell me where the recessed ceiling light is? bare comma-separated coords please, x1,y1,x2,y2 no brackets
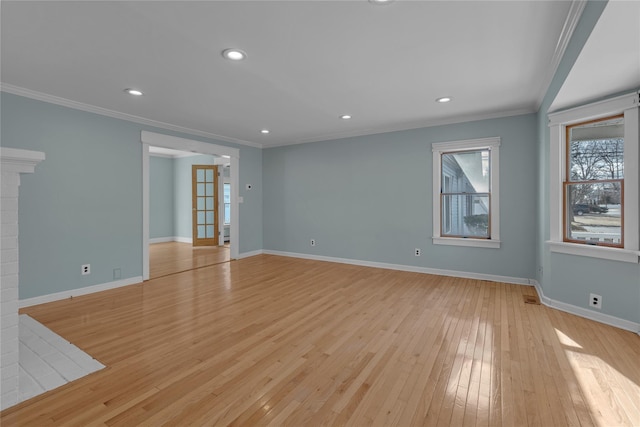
436,97,452,103
260,129,270,134
124,88,143,96
369,0,395,4
222,48,247,61
339,114,352,120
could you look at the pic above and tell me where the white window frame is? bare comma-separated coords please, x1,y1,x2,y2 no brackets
432,137,501,248
548,91,640,263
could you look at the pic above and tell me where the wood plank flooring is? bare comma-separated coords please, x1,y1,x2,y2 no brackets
149,242,230,279
4,255,639,426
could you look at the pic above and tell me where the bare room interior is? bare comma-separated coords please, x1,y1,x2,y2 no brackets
1,1,639,425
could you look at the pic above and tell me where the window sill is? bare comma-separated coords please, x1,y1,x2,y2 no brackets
547,241,639,263
433,237,501,249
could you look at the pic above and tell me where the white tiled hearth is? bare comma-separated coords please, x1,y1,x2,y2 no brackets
1,147,44,410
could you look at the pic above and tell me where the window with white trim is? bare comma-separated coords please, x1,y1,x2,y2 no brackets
548,92,639,263
432,137,501,248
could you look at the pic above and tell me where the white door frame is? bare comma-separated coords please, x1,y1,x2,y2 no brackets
140,131,240,280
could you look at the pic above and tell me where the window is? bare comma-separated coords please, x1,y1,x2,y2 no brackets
548,92,639,263
432,137,501,248
223,183,231,225
564,115,624,247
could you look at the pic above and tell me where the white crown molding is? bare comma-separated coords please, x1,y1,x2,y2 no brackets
266,107,535,148
535,0,587,109
19,276,142,308
0,83,263,149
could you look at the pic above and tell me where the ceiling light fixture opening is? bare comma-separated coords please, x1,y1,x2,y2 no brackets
339,114,352,120
124,88,143,96
260,129,270,134
369,0,395,5
222,48,247,61
436,97,452,103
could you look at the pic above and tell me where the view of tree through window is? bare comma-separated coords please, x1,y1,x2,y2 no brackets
565,115,624,247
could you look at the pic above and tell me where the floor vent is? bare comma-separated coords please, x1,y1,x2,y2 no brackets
523,295,541,305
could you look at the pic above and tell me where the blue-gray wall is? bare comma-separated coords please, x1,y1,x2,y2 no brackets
1,92,263,299
149,156,174,239
535,1,640,325
263,114,538,280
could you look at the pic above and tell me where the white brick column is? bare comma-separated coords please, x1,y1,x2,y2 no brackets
1,147,44,411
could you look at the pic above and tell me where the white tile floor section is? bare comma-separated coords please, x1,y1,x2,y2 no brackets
17,314,105,404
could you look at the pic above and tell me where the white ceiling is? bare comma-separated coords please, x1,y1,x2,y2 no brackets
551,0,640,112
1,1,624,149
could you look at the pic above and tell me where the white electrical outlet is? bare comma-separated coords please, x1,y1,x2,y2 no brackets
589,293,602,309
415,248,421,256
81,264,91,275
310,239,316,246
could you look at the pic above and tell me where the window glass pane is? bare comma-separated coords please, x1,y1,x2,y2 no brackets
206,183,214,196
224,204,230,225
568,117,624,181
197,197,205,210
442,150,490,193
197,212,205,225
206,211,214,224
206,197,213,210
197,183,205,196
205,169,214,182
441,194,490,238
206,225,214,238
224,183,231,204
566,182,621,245
196,169,205,182
197,225,205,238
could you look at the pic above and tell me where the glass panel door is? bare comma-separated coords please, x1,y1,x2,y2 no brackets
192,165,218,246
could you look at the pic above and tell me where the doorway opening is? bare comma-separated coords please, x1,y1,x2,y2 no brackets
141,131,240,281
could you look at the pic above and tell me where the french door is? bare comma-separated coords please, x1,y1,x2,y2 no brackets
192,165,218,246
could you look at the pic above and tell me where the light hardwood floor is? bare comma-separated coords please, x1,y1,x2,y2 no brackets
149,241,230,279
4,255,639,426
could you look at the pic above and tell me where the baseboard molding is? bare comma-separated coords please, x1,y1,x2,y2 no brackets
149,236,193,244
236,249,264,259
262,250,531,286
19,276,143,308
150,237,174,244
530,280,640,334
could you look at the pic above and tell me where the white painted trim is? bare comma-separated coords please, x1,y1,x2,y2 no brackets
547,241,640,263
262,250,530,286
149,237,175,244
531,280,640,334
19,277,143,308
534,0,587,110
141,131,240,280
141,131,240,159
432,237,501,249
0,147,45,174
548,92,639,260
548,91,638,125
236,250,264,259
1,83,262,149
431,137,501,248
149,236,193,245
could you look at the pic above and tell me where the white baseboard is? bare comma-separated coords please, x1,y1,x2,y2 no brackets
19,276,143,308
149,236,192,244
262,250,530,286
530,280,640,334
236,249,264,259
150,237,174,244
